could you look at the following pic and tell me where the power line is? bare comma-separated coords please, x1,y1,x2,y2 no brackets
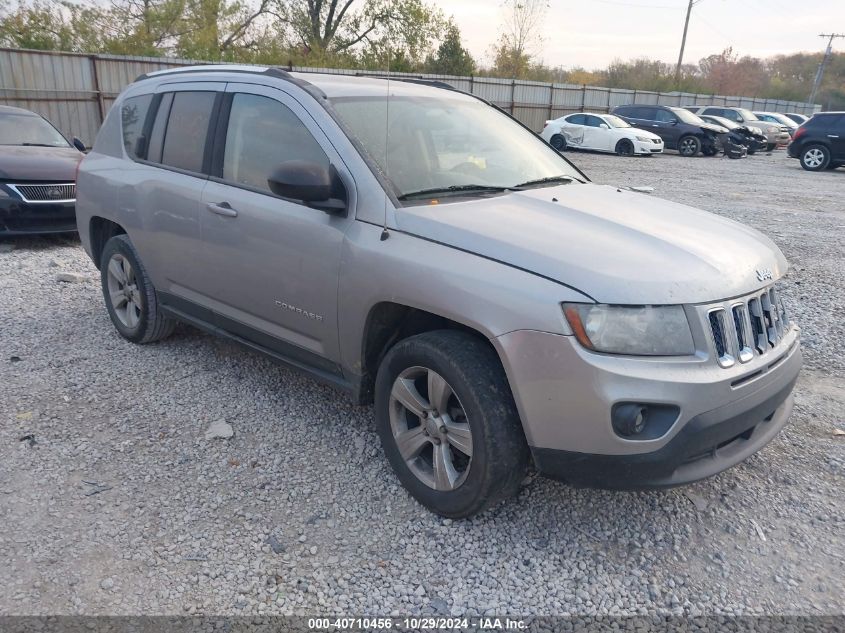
674,0,705,85
809,33,845,105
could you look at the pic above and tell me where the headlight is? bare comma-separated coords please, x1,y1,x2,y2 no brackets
562,304,695,356
750,127,763,135
635,135,652,142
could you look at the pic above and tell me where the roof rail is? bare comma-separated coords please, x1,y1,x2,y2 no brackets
352,74,456,92
132,64,327,99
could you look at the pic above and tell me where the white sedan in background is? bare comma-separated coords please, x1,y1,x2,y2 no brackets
541,112,664,156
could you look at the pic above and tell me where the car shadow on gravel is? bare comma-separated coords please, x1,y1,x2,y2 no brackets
0,233,80,252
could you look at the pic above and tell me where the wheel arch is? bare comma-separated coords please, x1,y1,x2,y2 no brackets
89,216,127,270
354,302,500,406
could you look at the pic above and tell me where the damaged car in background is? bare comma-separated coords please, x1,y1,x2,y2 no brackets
541,112,664,156
699,114,769,155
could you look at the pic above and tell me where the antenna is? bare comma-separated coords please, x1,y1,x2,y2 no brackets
380,0,392,242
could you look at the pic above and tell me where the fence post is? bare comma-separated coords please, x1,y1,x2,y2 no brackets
606,88,611,113
510,79,516,115
581,84,586,112
89,54,105,125
548,84,554,122
470,74,475,95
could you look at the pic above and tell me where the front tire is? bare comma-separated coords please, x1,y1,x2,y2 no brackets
678,135,701,157
375,330,529,518
615,139,634,157
100,234,176,344
549,134,567,151
800,144,830,171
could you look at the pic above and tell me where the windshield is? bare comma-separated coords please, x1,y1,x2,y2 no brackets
602,114,631,128
331,95,582,200
672,108,707,125
737,108,758,121
708,116,738,130
0,112,70,147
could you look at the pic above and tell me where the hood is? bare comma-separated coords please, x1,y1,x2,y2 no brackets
396,183,787,305
698,122,728,135
0,146,82,181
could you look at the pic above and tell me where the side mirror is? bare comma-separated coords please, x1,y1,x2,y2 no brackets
268,161,346,214
599,123,610,130
669,119,679,126
72,137,86,152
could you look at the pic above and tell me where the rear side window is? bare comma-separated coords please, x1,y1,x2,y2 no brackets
807,114,843,130
121,94,153,159
221,93,329,195
160,92,216,173
566,114,586,125
702,107,723,117
636,107,657,121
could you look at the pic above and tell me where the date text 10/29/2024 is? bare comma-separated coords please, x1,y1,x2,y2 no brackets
308,617,528,630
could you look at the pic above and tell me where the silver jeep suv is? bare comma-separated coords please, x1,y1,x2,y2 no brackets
76,66,801,518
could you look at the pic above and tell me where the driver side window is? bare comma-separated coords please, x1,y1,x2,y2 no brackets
655,109,677,123
221,93,329,195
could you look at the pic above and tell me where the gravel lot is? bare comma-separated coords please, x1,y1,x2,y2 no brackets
1,149,843,618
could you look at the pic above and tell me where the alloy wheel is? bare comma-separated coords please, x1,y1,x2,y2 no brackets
388,366,473,491
680,137,699,156
803,148,825,169
106,253,142,329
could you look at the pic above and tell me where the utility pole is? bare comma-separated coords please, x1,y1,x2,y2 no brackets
809,33,845,105
675,0,703,87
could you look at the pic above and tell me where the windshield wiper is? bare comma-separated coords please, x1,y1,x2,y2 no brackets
397,184,517,200
513,175,579,189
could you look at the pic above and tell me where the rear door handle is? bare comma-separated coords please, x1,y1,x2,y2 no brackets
829,135,840,138
206,202,238,217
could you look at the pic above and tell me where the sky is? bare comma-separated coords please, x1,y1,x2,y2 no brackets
434,0,845,69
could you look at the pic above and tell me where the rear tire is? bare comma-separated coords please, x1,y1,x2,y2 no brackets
678,135,701,157
615,139,634,157
375,330,529,518
800,144,830,171
549,134,567,151
100,234,176,344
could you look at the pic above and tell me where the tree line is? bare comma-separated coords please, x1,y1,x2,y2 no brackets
1,0,841,108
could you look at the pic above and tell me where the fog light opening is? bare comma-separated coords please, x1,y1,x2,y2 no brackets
611,402,680,441
613,404,648,437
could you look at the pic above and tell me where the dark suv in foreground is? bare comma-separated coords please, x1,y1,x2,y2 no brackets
788,112,845,171
0,105,85,235
612,104,724,157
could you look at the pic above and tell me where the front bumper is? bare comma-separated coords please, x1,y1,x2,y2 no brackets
0,197,76,234
633,139,663,154
495,325,801,489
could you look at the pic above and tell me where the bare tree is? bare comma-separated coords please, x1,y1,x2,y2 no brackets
501,0,546,61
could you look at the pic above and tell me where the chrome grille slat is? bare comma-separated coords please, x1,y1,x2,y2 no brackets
707,286,790,368
8,183,76,203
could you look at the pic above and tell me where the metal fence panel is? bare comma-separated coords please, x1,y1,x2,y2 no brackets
0,47,823,137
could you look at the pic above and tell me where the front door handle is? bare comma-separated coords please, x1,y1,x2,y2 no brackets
206,202,238,217
829,135,840,138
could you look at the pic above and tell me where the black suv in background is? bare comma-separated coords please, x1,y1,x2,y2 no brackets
788,112,845,171
612,104,724,157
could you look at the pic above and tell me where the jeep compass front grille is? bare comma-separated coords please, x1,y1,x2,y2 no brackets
707,287,789,368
